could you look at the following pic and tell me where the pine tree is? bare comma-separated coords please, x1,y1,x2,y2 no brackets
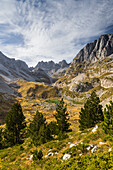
54,98,70,132
29,110,52,146
5,103,26,145
0,128,2,149
79,91,104,131
103,101,113,134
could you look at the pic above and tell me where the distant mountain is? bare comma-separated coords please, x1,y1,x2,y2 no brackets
35,60,70,79
0,51,52,85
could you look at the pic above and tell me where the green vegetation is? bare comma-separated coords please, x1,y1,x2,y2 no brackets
33,149,43,161
103,101,113,134
54,98,71,133
5,103,26,145
45,99,60,104
79,91,104,130
54,151,113,170
29,110,52,146
1,94,113,169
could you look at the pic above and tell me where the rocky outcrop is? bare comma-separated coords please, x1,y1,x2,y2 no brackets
67,34,113,74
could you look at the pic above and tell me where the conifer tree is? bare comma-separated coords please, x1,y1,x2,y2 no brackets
29,110,52,146
5,103,26,145
103,101,113,134
79,91,104,130
0,128,2,149
54,98,70,132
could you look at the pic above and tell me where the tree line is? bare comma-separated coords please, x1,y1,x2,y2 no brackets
0,91,113,150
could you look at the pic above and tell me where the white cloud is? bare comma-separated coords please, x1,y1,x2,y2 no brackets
0,0,113,66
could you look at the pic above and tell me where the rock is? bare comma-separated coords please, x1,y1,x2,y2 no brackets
99,142,106,145
63,154,71,160
29,154,33,160
45,155,48,158
86,145,93,151
79,153,82,156
109,148,112,152
70,144,76,148
81,133,86,135
68,142,72,144
48,152,54,156
92,125,98,133
91,146,97,153
55,152,58,155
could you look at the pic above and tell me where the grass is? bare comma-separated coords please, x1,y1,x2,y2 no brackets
45,100,60,104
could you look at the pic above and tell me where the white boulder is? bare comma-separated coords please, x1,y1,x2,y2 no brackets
92,125,98,133
48,152,54,156
86,144,93,150
29,154,33,160
109,148,112,152
91,146,97,153
45,155,48,158
99,142,106,145
63,154,71,160
70,144,76,148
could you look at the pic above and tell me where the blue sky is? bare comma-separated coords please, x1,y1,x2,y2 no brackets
0,0,113,66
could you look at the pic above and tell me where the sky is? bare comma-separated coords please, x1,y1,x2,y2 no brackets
0,0,113,67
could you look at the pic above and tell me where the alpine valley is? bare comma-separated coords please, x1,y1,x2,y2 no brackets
0,34,113,169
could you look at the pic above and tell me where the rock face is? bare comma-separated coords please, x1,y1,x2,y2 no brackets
35,60,70,78
0,51,52,85
55,34,113,105
67,34,113,74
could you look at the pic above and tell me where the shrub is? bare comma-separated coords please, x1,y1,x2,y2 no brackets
33,150,43,161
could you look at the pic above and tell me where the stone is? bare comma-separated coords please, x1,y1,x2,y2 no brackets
70,144,76,148
92,125,98,133
109,148,112,152
45,155,48,158
29,154,33,160
63,154,71,160
91,146,97,153
48,152,54,156
99,142,106,145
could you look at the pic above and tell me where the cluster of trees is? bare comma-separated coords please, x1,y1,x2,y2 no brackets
0,91,113,150
79,91,113,135
0,98,70,148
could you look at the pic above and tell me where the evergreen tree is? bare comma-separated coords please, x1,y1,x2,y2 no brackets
0,128,2,149
29,110,52,146
47,121,58,135
103,101,113,134
79,91,104,131
5,103,26,145
33,149,43,161
54,98,70,132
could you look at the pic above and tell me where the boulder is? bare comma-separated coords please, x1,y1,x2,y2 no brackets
63,154,71,160
92,125,98,133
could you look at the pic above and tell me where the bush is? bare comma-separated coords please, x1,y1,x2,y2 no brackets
33,150,43,161
57,131,68,141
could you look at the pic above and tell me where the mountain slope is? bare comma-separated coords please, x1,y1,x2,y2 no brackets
0,51,52,85
35,60,70,79
55,34,113,106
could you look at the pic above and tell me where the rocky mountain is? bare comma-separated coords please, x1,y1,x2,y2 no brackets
66,34,113,74
55,34,113,107
35,60,70,78
0,51,52,86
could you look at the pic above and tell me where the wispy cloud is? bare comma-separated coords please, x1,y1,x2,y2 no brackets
0,0,113,66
